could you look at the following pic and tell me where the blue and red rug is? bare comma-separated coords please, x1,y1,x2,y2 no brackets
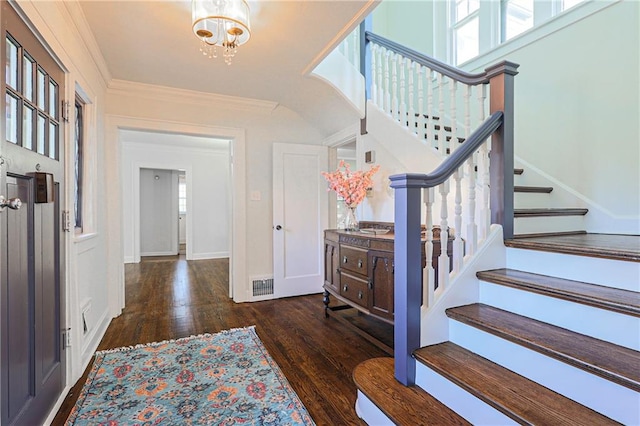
66,326,315,425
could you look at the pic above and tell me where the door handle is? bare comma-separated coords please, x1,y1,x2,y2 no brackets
275,225,282,230
0,195,22,211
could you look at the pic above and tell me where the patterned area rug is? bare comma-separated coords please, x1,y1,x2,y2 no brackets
66,327,315,425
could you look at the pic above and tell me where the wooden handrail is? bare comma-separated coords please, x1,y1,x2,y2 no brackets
389,112,504,190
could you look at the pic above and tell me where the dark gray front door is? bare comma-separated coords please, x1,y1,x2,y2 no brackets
1,2,66,424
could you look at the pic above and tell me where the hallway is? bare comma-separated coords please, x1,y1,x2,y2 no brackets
53,258,388,424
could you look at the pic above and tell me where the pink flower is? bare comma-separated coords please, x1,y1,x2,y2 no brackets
321,160,380,207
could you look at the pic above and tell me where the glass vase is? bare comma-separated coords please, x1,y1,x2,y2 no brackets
343,205,359,231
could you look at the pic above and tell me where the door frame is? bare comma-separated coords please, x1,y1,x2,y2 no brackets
104,115,247,315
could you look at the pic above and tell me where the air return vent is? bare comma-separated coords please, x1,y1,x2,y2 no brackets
251,276,274,298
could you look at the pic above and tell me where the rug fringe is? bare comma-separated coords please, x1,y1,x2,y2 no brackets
95,325,256,355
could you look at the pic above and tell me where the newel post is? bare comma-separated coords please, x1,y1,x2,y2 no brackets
485,61,519,239
390,173,424,386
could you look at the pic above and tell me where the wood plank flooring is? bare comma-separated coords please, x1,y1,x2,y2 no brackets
52,257,389,425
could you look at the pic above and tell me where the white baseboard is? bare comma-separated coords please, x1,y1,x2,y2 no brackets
124,255,135,264
140,250,178,257
80,309,112,374
190,251,229,260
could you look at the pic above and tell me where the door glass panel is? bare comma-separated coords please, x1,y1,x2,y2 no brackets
23,53,34,101
6,92,18,144
48,122,57,159
23,105,33,150
37,67,46,110
6,36,18,90
37,113,46,154
49,79,57,117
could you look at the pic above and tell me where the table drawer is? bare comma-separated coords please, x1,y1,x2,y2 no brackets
340,272,369,308
340,245,368,274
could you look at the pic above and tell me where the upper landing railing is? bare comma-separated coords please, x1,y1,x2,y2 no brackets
357,29,519,386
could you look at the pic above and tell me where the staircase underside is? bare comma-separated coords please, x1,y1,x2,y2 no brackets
505,233,640,262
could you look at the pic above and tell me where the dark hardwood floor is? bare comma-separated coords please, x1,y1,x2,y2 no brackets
53,257,389,425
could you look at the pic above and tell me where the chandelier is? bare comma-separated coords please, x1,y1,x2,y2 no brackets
192,0,251,65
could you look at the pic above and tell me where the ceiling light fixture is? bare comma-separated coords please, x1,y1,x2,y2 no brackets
192,0,251,65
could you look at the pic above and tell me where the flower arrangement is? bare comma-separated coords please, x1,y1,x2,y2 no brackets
321,160,380,207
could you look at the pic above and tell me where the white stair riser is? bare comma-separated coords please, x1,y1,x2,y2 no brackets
506,247,640,291
514,214,585,235
355,390,394,426
479,281,640,350
449,321,640,425
415,364,517,425
514,192,567,209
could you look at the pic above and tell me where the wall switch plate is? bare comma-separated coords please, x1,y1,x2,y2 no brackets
250,190,261,201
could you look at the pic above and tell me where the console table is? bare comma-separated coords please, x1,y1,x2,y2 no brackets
323,222,454,330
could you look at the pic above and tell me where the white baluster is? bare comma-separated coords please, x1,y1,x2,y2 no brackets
352,30,359,68
377,46,384,108
417,65,425,141
453,169,463,274
449,80,458,154
423,187,435,307
408,59,416,135
343,38,349,61
438,181,450,291
427,69,434,148
438,74,445,154
399,56,407,126
371,44,378,105
392,54,399,122
384,49,391,114
464,85,477,255
477,84,490,240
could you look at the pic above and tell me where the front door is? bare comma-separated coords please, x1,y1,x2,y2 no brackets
272,143,328,298
1,3,66,424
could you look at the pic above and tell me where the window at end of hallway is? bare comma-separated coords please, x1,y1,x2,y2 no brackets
179,175,187,214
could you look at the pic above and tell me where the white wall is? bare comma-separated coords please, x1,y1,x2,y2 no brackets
121,136,231,262
139,168,179,256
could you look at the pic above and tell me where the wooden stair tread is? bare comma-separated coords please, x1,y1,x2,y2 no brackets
513,230,587,239
477,268,640,317
506,233,640,262
514,168,524,175
514,185,553,193
353,357,470,426
514,208,588,217
446,304,640,391
414,342,619,425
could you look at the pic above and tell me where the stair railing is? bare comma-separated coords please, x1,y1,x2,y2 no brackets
363,32,519,386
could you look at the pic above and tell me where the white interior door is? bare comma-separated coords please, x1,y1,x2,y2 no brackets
273,143,328,298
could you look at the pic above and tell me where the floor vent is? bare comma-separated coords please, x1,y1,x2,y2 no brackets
252,277,274,297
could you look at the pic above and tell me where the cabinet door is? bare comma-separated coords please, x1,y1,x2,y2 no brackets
368,250,394,321
324,240,340,292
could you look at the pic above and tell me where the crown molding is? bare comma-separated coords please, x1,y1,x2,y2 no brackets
108,79,279,114
301,0,380,76
59,1,112,88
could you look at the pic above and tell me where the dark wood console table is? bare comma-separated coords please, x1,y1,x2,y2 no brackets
323,222,453,353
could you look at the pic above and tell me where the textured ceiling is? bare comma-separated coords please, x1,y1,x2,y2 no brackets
78,0,376,135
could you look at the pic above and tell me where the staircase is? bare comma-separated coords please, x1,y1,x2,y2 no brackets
354,243,640,424
341,29,640,425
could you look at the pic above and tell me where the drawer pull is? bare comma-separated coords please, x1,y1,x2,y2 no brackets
358,291,363,299
343,285,348,292
336,268,341,274
358,259,363,268
368,280,373,290
343,256,348,264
